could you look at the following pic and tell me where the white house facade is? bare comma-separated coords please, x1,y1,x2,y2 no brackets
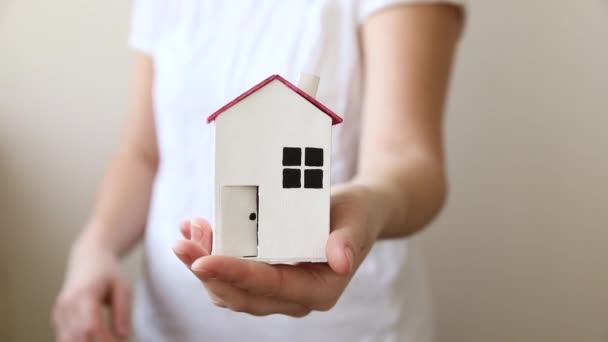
208,74,341,262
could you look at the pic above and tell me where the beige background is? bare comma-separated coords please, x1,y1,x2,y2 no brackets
1,1,607,341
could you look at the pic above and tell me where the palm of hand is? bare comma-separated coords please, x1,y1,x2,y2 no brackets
172,183,381,317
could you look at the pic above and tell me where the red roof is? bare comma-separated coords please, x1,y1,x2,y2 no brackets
207,74,343,125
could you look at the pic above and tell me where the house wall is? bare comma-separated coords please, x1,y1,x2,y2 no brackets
214,80,332,261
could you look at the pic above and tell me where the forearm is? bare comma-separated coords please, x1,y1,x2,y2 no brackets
357,4,463,239
354,152,446,239
76,150,157,257
74,52,158,257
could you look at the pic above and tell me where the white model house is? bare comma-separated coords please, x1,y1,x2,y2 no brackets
207,74,343,262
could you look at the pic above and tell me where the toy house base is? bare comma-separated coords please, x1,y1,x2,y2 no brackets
239,257,327,264
208,73,342,264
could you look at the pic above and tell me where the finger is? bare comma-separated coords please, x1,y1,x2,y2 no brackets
173,239,209,266
204,279,311,317
63,310,83,342
326,212,375,276
53,300,78,342
110,279,132,338
70,298,106,342
192,256,341,307
325,227,358,276
91,302,117,342
55,295,93,342
180,220,191,239
190,217,213,253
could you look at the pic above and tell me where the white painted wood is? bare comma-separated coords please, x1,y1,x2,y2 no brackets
218,186,258,257
297,73,320,98
213,79,331,262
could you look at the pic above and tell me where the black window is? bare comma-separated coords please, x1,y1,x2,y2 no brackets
304,169,323,189
282,147,301,166
282,146,324,189
305,148,323,167
283,169,301,188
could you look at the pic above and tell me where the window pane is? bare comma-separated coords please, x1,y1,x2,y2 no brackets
283,168,301,188
304,169,323,189
283,147,301,166
305,147,323,167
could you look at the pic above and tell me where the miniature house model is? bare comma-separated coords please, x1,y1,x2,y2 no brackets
207,74,343,262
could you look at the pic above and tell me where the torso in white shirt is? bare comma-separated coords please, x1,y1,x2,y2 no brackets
128,0,461,340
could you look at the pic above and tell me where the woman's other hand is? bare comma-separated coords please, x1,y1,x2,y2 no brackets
52,236,131,342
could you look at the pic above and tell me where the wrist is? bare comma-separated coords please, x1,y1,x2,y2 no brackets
71,221,119,259
350,177,409,239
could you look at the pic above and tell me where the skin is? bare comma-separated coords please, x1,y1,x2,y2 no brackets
52,4,463,341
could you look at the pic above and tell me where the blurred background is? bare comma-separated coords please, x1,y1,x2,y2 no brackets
1,1,607,341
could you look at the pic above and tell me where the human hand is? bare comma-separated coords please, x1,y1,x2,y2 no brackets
172,183,386,317
52,238,131,342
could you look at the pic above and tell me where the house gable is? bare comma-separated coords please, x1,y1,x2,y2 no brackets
207,74,343,125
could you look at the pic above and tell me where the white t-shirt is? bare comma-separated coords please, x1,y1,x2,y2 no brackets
129,1,463,341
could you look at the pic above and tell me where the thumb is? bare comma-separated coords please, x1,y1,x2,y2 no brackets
326,223,370,277
110,278,132,338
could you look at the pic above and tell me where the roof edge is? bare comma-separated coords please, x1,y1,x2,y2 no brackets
206,74,343,125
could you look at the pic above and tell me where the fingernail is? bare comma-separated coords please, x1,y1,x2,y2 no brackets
345,246,355,272
191,259,216,278
172,241,183,252
191,220,202,242
191,259,203,271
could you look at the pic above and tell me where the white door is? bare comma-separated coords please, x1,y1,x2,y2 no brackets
220,186,258,257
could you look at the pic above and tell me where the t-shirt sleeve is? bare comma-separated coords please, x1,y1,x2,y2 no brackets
358,0,466,23
128,0,165,54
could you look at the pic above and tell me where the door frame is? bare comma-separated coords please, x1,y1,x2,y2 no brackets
219,185,259,257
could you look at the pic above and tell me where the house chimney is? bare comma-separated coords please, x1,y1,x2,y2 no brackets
297,73,320,98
